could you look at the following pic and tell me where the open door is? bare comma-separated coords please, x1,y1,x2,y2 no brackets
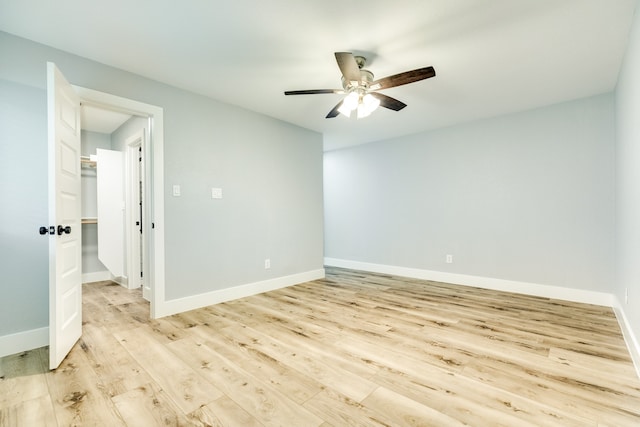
47,62,82,370
96,148,125,278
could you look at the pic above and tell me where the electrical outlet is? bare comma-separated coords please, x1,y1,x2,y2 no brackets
211,187,223,199
625,287,629,304
264,259,271,269
446,254,453,264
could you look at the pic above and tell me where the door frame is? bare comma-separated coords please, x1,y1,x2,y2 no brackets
74,85,165,319
124,130,144,293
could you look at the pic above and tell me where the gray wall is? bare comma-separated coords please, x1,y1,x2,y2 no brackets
616,6,640,347
111,116,147,153
0,32,323,337
324,94,615,292
0,79,48,336
161,103,324,298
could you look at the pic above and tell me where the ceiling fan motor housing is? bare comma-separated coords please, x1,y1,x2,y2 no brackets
342,68,374,92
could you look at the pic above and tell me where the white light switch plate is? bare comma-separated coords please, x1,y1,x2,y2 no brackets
211,187,223,199
172,184,181,197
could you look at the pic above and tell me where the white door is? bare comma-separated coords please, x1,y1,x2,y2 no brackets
96,148,125,278
47,62,82,370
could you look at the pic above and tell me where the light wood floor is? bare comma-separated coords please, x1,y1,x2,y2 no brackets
2,267,640,426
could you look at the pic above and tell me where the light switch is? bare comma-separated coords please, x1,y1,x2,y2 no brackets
211,187,223,199
172,184,181,197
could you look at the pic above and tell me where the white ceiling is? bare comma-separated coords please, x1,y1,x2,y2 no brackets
0,0,636,150
81,104,132,134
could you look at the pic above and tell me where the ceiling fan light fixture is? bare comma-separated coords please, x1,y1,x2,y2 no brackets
337,103,352,117
343,91,359,109
363,93,380,112
355,93,380,119
357,102,371,119
338,91,359,117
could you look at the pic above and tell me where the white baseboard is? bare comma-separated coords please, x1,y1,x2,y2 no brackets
83,271,129,289
324,258,614,306
325,257,640,379
82,270,111,283
612,298,640,379
155,268,326,318
112,276,127,288
0,327,48,358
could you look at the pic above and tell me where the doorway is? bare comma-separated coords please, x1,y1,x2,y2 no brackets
73,85,165,319
80,106,149,302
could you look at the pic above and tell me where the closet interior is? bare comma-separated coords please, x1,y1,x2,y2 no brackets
80,104,147,299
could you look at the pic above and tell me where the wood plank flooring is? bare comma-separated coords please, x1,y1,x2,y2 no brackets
2,267,640,426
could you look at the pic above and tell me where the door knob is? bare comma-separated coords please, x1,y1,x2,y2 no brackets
39,226,55,235
57,225,72,235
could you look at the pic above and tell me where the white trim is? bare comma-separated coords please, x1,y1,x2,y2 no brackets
612,298,640,379
111,275,127,288
149,112,165,319
124,131,144,291
324,258,614,306
82,270,111,283
0,327,48,358
154,269,326,318
81,271,128,287
73,86,165,319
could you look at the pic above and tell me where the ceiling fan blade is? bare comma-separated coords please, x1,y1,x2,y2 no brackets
335,52,361,84
370,93,407,111
326,100,343,118
370,66,436,90
284,89,343,95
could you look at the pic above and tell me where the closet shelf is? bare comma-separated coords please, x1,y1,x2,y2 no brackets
81,156,97,168
82,217,98,224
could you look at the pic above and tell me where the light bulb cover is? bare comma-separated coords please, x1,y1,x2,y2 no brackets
363,94,380,111
357,103,371,119
338,103,352,117
342,92,359,110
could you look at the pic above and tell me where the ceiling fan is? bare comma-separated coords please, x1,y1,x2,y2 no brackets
284,52,436,119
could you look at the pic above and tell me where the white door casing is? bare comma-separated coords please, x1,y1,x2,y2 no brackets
125,131,145,297
138,138,151,302
47,62,82,370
